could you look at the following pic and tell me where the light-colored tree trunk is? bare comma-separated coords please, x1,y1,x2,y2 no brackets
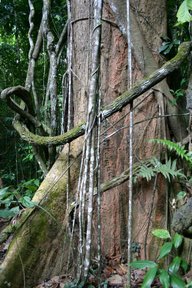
0,141,80,287
0,1,189,287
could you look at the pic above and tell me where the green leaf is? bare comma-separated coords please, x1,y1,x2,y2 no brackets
136,164,155,181
19,196,36,208
0,206,20,218
186,281,192,288
141,267,158,288
158,242,173,260
64,281,78,288
159,42,171,53
155,159,185,181
0,209,14,218
187,0,192,10
159,270,170,288
176,0,192,24
152,229,171,239
163,43,174,55
0,187,9,198
34,179,40,186
148,139,192,167
173,39,181,46
130,260,157,269
1,196,15,208
180,258,189,273
100,280,108,288
173,233,183,249
177,191,187,200
170,273,185,288
169,257,181,273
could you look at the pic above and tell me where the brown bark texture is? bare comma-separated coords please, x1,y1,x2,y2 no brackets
0,0,190,287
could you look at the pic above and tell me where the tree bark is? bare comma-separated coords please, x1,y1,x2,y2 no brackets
1,41,191,147
0,142,80,288
0,1,191,287
172,197,192,238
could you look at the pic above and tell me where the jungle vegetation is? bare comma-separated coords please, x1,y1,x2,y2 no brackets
0,0,192,287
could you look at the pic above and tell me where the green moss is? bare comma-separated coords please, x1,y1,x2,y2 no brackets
0,161,77,287
0,211,50,287
13,120,85,146
10,42,191,149
0,223,18,244
0,148,81,286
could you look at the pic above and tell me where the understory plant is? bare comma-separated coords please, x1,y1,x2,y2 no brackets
134,138,192,184
134,157,186,183
0,178,40,218
149,139,192,167
130,229,192,288
131,139,192,287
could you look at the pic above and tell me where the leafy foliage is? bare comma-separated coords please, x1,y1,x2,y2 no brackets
149,139,192,167
134,157,186,183
169,78,187,105
141,267,158,288
130,260,157,269
0,0,68,181
159,38,181,55
159,270,170,288
173,233,183,249
130,229,189,288
176,0,192,25
152,229,171,239
0,178,40,218
158,242,173,260
0,0,44,190
177,191,187,200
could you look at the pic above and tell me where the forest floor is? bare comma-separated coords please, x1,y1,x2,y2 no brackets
33,269,161,287
32,261,161,288
33,267,192,288
1,219,192,287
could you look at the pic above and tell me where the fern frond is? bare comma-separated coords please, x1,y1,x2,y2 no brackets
149,138,192,167
134,157,186,182
136,165,155,181
155,159,186,182
149,157,161,168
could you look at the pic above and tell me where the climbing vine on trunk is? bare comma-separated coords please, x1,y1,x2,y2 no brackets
75,0,103,280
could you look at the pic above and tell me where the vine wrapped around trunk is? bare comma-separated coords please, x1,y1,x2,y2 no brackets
1,42,191,147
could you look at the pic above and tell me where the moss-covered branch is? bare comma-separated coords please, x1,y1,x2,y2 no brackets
1,42,191,146
13,119,86,145
1,85,35,115
0,85,52,134
102,42,191,117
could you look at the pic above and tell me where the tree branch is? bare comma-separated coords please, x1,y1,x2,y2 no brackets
1,42,191,146
0,86,51,133
56,20,68,57
102,42,191,118
1,86,35,115
42,0,58,137
26,2,43,93
12,119,86,145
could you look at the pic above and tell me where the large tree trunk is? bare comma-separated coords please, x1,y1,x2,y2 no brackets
0,1,189,287
0,142,81,287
